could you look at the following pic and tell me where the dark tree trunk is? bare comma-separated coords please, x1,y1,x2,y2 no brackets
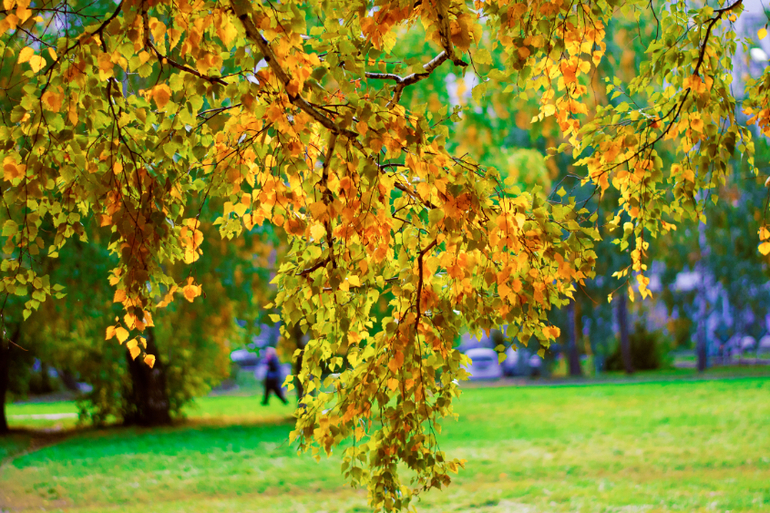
0,339,9,434
566,300,582,376
39,361,52,393
1,326,21,435
616,292,634,374
124,327,171,426
59,369,80,392
291,324,306,402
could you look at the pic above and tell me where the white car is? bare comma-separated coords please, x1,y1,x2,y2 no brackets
463,348,503,381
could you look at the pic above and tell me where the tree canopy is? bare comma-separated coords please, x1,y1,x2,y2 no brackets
1,0,768,509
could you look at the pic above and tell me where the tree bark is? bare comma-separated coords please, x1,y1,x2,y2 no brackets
566,300,582,376
616,291,634,374
291,323,306,402
0,338,9,435
124,327,171,426
0,326,21,435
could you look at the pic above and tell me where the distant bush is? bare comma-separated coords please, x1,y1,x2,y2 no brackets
605,322,672,371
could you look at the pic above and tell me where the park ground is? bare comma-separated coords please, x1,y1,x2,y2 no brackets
2,369,770,512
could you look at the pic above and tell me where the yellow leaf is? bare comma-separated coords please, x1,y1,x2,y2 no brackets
759,242,770,255
387,350,404,375
128,344,141,360
217,18,238,46
542,104,556,117
183,282,201,302
310,223,326,241
28,54,45,73
387,377,399,391
3,156,25,182
105,325,116,340
115,326,129,344
233,202,248,217
348,275,361,287
16,3,30,22
113,289,126,303
18,46,33,64
151,84,172,109
760,27,768,40
144,354,156,368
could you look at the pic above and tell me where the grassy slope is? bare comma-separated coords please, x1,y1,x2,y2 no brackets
2,378,769,512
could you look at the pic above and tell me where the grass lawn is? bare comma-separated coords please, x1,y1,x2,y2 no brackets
2,377,770,512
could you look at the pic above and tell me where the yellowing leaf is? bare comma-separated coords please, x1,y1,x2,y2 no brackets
115,326,129,344
27,54,45,73
183,282,202,302
113,289,126,303
387,350,404,375
217,18,238,46
105,325,116,340
759,242,770,255
144,354,156,368
760,27,768,40
310,223,326,241
18,46,34,64
128,343,141,360
151,84,172,109
3,156,25,182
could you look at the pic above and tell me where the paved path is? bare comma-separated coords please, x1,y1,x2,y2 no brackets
8,413,77,420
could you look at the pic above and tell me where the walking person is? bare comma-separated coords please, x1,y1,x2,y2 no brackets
261,347,288,405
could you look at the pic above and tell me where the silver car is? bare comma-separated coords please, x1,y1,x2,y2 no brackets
463,348,503,381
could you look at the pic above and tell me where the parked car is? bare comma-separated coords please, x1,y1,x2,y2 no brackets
463,348,503,381
500,346,544,377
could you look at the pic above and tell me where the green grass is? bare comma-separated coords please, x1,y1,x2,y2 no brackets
2,378,770,512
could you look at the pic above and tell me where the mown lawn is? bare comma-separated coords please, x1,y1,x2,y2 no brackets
2,377,770,512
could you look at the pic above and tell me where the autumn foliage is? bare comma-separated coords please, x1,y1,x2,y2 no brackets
0,0,767,509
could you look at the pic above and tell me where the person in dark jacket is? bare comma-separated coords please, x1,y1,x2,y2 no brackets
262,347,288,405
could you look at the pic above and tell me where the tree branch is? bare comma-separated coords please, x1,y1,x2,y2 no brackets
366,51,450,106
147,41,228,86
230,0,358,140
415,239,438,329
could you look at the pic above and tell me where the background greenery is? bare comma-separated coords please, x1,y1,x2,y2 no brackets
2,377,769,512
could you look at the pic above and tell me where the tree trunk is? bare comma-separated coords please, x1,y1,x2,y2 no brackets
0,326,21,435
124,327,171,426
0,339,9,434
39,361,52,393
696,220,709,372
566,300,582,376
59,369,80,392
616,291,634,374
291,323,306,402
